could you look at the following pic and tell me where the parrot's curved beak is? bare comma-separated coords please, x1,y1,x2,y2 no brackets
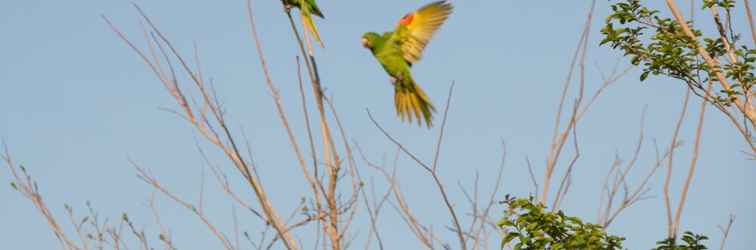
361,38,369,49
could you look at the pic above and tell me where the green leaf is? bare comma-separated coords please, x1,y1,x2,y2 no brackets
502,232,519,246
640,71,650,81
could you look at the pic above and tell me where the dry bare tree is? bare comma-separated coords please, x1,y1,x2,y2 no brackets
2,0,745,249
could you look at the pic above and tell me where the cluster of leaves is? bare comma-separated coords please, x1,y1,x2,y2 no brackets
600,0,754,106
702,0,735,10
497,196,625,249
652,231,709,250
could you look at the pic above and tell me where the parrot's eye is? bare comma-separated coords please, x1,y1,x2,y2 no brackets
361,38,370,48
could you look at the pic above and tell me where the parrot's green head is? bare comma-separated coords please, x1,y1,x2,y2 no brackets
361,32,381,50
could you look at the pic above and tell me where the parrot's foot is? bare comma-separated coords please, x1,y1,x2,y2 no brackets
389,76,404,86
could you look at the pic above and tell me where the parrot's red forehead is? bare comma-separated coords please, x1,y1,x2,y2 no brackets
399,13,415,26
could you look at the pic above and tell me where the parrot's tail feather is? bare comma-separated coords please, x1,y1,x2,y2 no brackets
301,14,325,48
394,81,436,128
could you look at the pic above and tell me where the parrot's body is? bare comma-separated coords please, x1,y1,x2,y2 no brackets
361,1,453,127
284,0,325,47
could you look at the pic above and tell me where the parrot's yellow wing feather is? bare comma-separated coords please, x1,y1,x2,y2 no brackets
396,1,453,63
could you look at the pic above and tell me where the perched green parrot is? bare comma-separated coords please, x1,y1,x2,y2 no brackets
361,1,453,127
283,0,325,47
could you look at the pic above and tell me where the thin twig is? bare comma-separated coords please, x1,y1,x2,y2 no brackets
672,82,710,236
471,142,507,250
2,144,81,250
663,88,691,237
542,0,595,204
717,214,735,250
357,144,434,250
743,0,756,48
131,160,234,250
368,83,466,250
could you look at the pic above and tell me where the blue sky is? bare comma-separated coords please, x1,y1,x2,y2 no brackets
1,0,754,249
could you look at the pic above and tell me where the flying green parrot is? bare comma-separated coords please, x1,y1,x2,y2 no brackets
361,1,453,127
283,0,325,47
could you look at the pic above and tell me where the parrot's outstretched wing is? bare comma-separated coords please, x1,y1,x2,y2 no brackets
395,1,453,63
